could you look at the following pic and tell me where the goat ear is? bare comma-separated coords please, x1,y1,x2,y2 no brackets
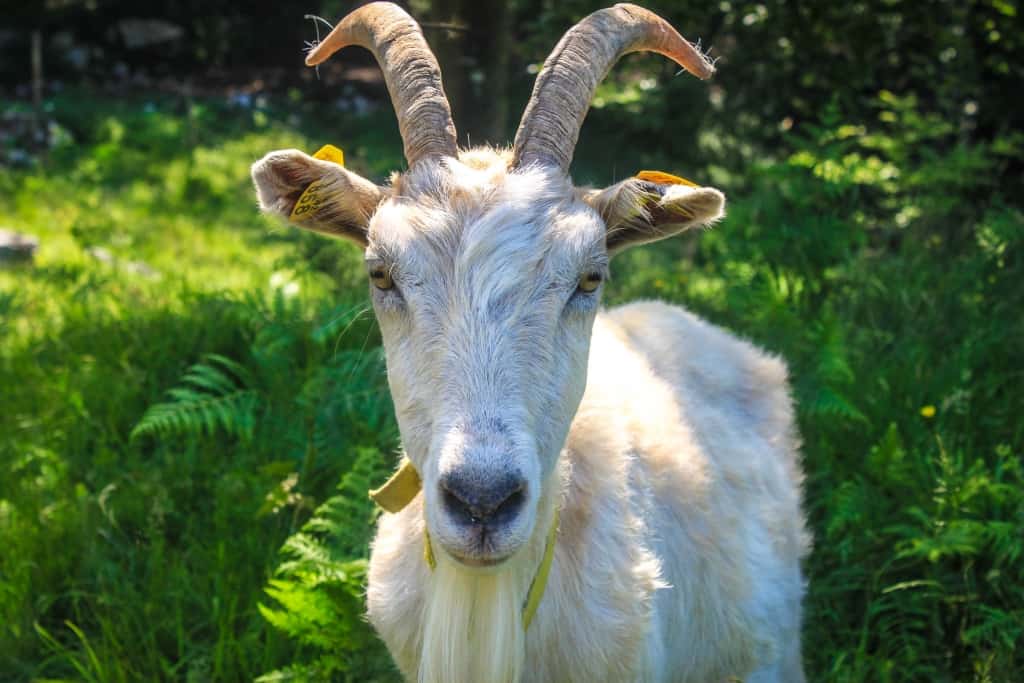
251,149,387,246
584,174,725,254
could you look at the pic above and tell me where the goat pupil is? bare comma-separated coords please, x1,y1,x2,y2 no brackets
578,273,602,292
369,269,393,290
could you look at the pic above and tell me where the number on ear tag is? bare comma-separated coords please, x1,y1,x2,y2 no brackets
288,145,346,222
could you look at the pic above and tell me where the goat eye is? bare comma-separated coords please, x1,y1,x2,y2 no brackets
577,272,603,293
369,268,394,290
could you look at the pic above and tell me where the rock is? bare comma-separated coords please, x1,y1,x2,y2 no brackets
117,19,184,49
124,260,159,279
86,246,114,264
0,229,39,263
86,246,160,279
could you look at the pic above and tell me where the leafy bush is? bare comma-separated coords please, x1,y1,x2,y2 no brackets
126,305,402,682
257,446,397,682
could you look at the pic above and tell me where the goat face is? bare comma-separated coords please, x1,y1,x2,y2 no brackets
252,144,724,567
367,158,605,565
252,2,723,569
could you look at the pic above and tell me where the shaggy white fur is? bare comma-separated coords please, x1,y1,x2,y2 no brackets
252,147,809,682
418,552,526,683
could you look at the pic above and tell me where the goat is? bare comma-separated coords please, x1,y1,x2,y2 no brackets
252,3,809,681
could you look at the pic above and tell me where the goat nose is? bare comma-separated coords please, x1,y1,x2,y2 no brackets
439,471,526,527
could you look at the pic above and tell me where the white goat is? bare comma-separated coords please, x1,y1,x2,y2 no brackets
252,3,809,681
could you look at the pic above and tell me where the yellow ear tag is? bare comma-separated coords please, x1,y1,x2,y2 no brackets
635,170,699,187
313,144,345,166
288,145,346,222
289,179,327,222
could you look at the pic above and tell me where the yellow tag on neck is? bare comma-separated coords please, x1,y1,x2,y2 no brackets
368,458,559,630
368,459,435,568
635,170,698,187
368,458,422,513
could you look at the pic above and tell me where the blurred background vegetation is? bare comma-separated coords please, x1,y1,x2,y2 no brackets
1,0,1022,681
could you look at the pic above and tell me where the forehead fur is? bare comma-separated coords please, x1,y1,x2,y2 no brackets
370,148,602,278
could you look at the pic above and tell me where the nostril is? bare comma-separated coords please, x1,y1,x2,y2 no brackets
441,485,478,525
490,486,525,526
439,472,527,527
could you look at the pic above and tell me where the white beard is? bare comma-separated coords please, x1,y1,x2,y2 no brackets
418,557,526,683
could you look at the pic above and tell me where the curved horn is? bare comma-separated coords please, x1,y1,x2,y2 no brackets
306,2,457,166
512,3,714,172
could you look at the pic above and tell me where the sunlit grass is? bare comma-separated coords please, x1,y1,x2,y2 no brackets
0,91,398,680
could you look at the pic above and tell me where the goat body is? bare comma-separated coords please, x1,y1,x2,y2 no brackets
252,4,810,681
367,299,808,682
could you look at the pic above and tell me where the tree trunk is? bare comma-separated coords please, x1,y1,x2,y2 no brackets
31,29,43,143
426,0,512,147
464,0,511,143
427,0,469,144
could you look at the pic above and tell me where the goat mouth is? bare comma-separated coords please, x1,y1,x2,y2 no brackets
445,530,514,568
449,552,512,568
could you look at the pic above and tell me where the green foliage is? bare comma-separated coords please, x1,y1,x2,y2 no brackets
540,0,1023,192
3,20,1023,678
132,354,259,442
0,91,399,681
257,447,399,682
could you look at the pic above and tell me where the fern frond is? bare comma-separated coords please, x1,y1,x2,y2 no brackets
259,447,396,679
276,447,391,574
131,353,259,442
805,386,868,423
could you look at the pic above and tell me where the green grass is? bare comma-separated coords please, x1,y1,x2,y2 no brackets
1,90,1022,681
0,91,402,681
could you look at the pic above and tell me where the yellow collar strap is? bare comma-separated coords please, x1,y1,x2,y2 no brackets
522,507,559,630
369,458,559,630
368,457,422,513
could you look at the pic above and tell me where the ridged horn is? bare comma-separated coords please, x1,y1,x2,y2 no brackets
305,2,458,166
512,3,714,172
